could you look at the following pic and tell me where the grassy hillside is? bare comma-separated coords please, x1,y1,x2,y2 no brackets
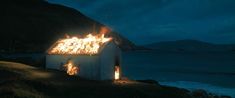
0,61,230,98
0,61,197,98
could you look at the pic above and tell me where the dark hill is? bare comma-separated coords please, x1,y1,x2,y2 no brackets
145,39,235,52
1,0,137,53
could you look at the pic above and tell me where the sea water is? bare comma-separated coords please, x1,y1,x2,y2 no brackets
122,51,235,97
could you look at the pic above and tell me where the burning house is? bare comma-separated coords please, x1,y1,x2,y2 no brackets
46,32,121,80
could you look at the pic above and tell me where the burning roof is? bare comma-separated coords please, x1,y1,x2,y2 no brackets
48,33,112,55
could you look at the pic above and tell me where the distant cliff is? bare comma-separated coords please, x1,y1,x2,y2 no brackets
1,0,137,53
145,40,235,52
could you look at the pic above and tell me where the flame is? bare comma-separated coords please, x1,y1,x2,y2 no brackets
48,33,112,55
115,66,120,80
63,61,78,75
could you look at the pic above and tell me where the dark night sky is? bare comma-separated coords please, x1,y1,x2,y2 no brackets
48,0,235,45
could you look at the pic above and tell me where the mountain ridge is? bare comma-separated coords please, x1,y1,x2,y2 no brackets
145,39,235,52
0,0,137,53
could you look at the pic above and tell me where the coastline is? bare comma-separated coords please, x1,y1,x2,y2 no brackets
160,81,235,98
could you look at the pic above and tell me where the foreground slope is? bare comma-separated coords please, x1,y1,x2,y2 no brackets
0,61,196,98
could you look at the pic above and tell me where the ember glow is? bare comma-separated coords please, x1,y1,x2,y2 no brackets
48,33,112,55
63,61,79,75
115,66,120,80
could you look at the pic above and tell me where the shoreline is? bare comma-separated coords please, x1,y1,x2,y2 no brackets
160,81,235,98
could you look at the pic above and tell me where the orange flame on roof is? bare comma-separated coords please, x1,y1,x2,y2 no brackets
48,28,112,55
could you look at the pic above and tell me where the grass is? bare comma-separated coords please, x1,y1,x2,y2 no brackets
0,61,192,98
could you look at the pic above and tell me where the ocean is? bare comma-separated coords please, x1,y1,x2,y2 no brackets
122,51,235,97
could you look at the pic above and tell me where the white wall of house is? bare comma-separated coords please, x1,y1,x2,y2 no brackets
99,42,122,80
46,41,121,80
